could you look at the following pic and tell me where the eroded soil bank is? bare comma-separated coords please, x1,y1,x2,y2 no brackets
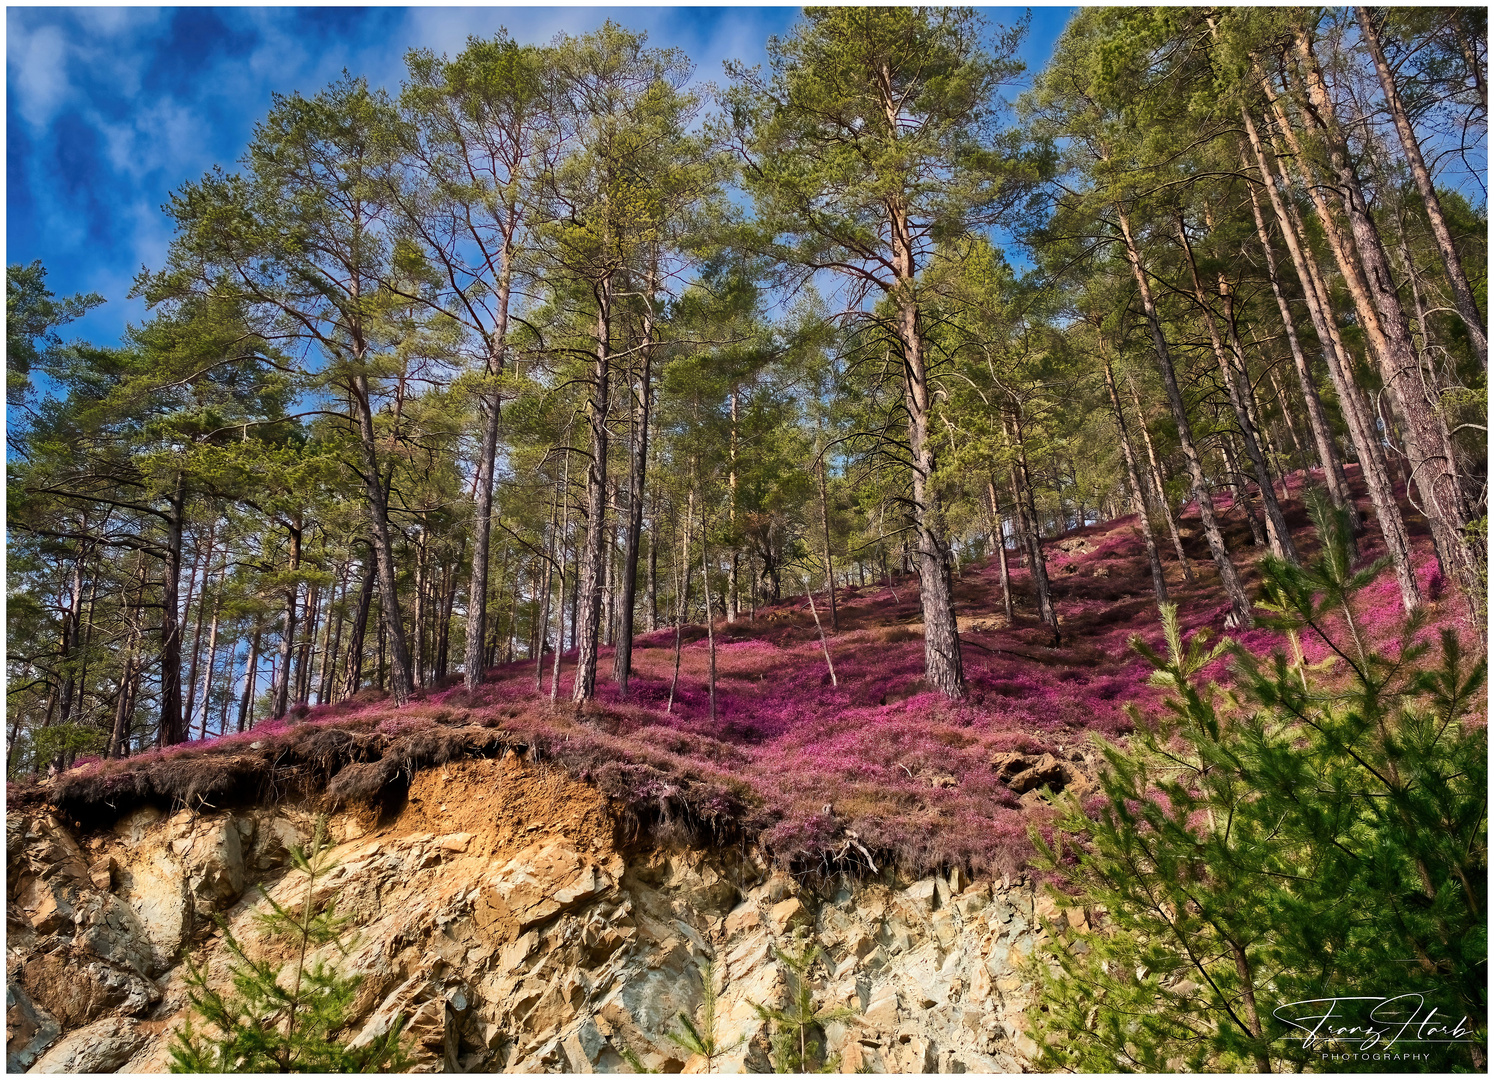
8,752,1067,1073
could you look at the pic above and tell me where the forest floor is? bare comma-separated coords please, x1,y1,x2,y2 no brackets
39,466,1472,879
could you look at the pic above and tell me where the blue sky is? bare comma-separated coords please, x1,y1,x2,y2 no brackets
7,6,1075,347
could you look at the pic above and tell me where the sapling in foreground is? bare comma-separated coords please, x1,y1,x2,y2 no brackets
170,817,410,1073
1030,496,1487,1073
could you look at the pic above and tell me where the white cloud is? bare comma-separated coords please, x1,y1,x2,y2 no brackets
7,21,73,130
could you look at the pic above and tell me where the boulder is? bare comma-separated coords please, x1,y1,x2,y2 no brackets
73,890,158,977
178,816,248,908
19,952,159,1028
6,984,60,1073
250,815,304,870
115,847,190,966
27,1015,147,1074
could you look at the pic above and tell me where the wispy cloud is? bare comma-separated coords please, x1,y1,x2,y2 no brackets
7,6,1061,348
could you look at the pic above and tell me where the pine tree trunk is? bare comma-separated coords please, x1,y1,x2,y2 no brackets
412,533,427,689
295,582,320,704
667,488,694,715
1177,218,1298,562
602,484,618,649
195,587,223,739
727,388,739,623
320,564,348,706
614,321,652,693
701,514,717,724
56,545,86,727
218,640,236,737
1264,365,1307,471
987,480,1015,622
110,653,140,760
1245,172,1350,504
271,520,301,719
341,554,376,700
1289,37,1480,615
1357,7,1486,367
350,375,415,704
896,286,964,698
1005,411,1059,642
647,486,660,633
1129,376,1196,583
1116,209,1254,627
179,536,207,718
573,282,612,705
1247,95,1422,607
109,557,147,756
536,502,558,694
464,267,512,689
817,449,838,631
237,625,261,733
307,576,332,706
436,549,459,683
1103,353,1169,607
157,471,189,745
1221,433,1266,548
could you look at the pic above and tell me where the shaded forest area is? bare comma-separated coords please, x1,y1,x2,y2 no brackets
7,6,1487,773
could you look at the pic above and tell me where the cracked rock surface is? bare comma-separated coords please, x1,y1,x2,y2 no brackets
8,753,1057,1072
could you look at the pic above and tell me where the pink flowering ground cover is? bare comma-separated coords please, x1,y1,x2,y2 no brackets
45,469,1479,878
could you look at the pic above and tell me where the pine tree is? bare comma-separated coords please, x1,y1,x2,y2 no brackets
752,942,856,1073
665,958,743,1074
169,818,411,1073
1030,495,1487,1073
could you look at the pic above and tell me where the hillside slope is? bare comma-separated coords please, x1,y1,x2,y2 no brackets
32,467,1469,881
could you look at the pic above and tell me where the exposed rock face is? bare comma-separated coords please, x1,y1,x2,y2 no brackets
7,755,1060,1072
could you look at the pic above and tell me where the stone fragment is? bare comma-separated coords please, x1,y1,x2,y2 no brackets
903,878,938,910
723,902,762,936
762,871,795,903
863,986,900,1029
6,983,60,1073
250,816,304,870
767,897,811,935
1033,892,1061,925
561,1018,612,1073
17,876,74,935
844,928,876,959
88,856,116,891
687,879,740,917
28,1015,147,1074
955,885,990,918
934,876,953,908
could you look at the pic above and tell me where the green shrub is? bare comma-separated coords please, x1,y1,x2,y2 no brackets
1030,497,1487,1072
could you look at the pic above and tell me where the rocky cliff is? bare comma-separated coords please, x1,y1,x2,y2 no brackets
8,751,1065,1073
